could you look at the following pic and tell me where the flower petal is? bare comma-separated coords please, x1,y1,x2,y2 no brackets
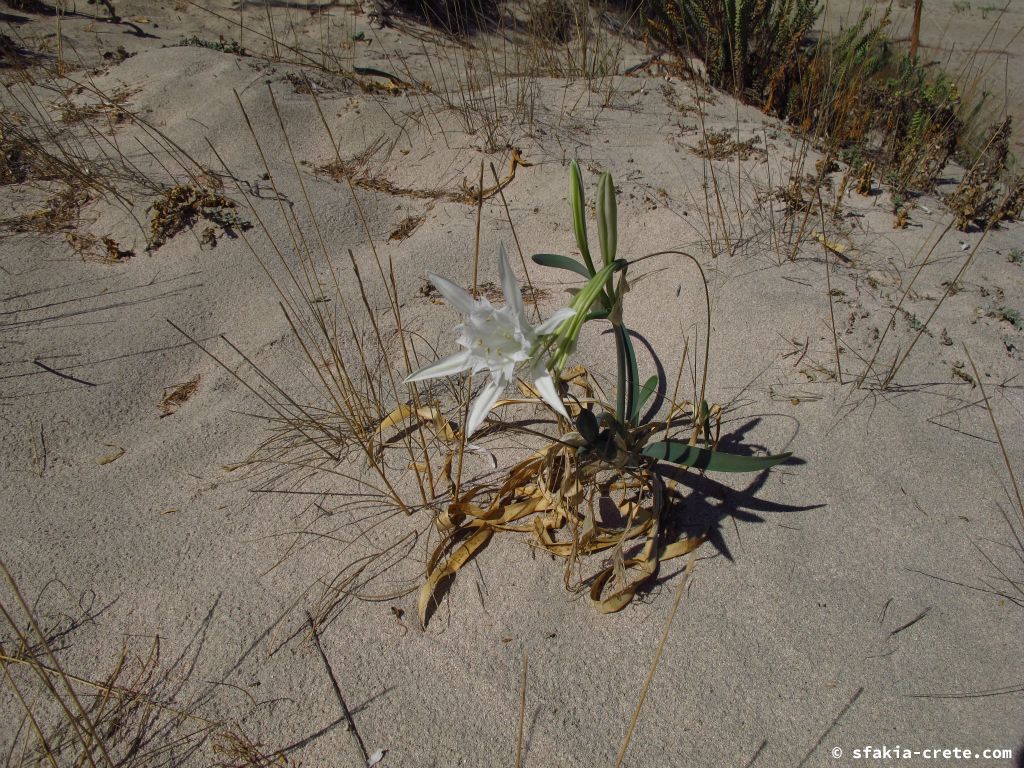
497,244,526,319
405,349,473,383
465,378,503,436
534,307,576,335
427,272,478,314
531,364,570,420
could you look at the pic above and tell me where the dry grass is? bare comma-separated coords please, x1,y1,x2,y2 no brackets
963,348,1024,612
322,153,458,202
418,278,551,305
0,32,256,250
173,87,455,625
0,184,89,233
0,562,329,768
691,128,763,161
1,81,152,229
59,89,134,127
180,0,632,153
0,562,218,768
64,231,135,262
210,730,298,768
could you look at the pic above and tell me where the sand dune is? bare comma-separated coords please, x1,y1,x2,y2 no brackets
2,1,1023,765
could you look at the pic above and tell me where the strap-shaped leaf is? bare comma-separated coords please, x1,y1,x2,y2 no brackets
576,409,600,443
569,160,596,275
632,375,659,423
620,325,639,424
532,253,592,279
596,171,617,266
699,399,712,443
643,440,791,472
418,527,493,627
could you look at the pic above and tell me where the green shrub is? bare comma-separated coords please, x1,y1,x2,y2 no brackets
385,0,501,33
768,11,989,196
647,0,821,101
643,0,1016,205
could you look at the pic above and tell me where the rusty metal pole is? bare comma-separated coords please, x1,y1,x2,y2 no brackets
910,0,923,60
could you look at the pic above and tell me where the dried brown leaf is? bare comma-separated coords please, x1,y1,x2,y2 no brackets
159,375,200,417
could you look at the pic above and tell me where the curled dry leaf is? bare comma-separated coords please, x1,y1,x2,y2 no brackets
813,230,848,255
418,527,494,627
159,375,200,417
415,368,714,625
97,444,125,465
377,404,456,443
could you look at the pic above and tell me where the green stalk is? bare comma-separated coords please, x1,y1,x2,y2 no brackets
614,325,632,426
595,170,618,308
547,259,627,370
621,324,639,426
596,172,617,266
614,326,626,425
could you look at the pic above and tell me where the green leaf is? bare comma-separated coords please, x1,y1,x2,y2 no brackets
596,172,617,266
597,412,628,440
576,410,599,443
570,161,596,275
699,399,712,443
552,259,628,371
532,253,592,279
616,325,639,426
570,259,627,313
632,375,658,422
642,440,791,473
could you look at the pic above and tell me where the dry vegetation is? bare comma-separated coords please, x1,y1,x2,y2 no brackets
0,562,331,768
0,69,214,244
0,561,215,768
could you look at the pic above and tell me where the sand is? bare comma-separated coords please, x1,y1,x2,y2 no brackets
1,1,1023,765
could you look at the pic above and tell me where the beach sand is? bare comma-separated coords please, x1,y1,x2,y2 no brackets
1,1,1023,765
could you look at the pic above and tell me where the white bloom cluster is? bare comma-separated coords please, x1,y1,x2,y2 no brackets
405,245,575,436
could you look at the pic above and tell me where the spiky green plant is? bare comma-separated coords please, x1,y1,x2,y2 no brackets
648,0,820,99
774,10,979,195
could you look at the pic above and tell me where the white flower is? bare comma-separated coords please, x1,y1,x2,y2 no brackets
405,245,576,436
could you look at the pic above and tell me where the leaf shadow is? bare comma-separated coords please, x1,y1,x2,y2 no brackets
654,455,819,565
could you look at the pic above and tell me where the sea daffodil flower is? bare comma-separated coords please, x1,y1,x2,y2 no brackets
405,245,576,436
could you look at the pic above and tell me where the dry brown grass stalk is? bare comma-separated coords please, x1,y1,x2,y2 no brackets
614,551,697,768
0,562,219,768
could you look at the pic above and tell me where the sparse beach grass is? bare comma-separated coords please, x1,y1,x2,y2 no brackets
2,0,1023,764
0,560,217,768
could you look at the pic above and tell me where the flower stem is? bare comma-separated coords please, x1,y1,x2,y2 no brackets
614,324,629,425
622,324,639,425
613,323,639,427
547,259,627,370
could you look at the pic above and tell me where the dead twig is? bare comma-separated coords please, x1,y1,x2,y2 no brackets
33,360,96,387
305,612,369,763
